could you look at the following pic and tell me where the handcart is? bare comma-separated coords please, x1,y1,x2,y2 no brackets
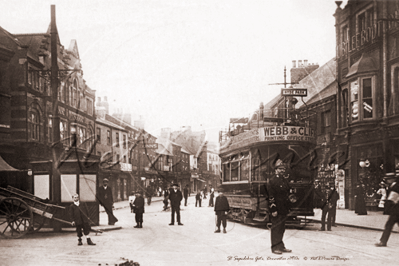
0,186,101,238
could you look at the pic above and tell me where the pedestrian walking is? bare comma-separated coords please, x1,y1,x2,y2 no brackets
163,187,169,211
377,182,387,214
214,188,229,233
129,191,136,213
209,186,215,207
266,159,292,255
69,194,96,246
183,185,189,206
329,185,339,227
195,191,202,207
375,176,399,247
169,183,183,225
146,186,153,206
203,185,207,199
354,183,367,215
133,191,145,228
97,178,118,225
313,181,325,209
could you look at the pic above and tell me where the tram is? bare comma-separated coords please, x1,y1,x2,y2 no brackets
219,115,317,226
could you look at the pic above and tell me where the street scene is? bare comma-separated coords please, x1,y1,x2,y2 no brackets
2,0,399,265
0,197,399,266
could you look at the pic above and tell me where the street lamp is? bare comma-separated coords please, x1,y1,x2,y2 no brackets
359,159,370,168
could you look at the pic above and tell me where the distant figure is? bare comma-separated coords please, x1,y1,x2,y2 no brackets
313,181,325,209
209,186,215,207
354,183,367,215
320,184,339,231
195,191,202,207
375,176,399,247
169,183,183,226
203,185,208,199
97,178,118,225
214,188,229,233
146,186,153,206
183,185,189,206
129,191,136,213
69,194,96,246
163,187,169,211
133,191,145,228
377,182,388,214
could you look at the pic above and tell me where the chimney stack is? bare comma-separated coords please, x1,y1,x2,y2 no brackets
298,60,302,67
104,96,108,102
97,97,101,102
304,59,308,66
292,60,296,68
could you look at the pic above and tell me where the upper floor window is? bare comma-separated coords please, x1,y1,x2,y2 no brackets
48,118,53,143
96,127,101,143
107,130,111,145
123,134,126,149
349,77,374,122
116,133,120,147
29,109,40,141
321,110,331,134
86,98,93,116
60,120,68,146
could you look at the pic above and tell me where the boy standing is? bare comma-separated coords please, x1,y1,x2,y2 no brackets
69,194,96,246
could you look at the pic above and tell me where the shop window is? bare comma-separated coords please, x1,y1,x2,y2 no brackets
29,109,40,141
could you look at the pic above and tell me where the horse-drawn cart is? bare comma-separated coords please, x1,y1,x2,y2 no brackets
0,186,73,238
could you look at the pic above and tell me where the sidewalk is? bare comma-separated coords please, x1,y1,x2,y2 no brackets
302,208,399,233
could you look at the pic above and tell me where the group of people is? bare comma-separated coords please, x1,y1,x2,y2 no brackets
195,185,215,207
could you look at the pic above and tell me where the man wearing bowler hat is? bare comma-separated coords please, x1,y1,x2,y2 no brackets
169,183,183,225
97,178,118,225
214,187,230,233
267,159,292,255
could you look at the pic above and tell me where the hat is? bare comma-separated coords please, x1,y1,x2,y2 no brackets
103,178,109,182
275,159,287,169
172,183,179,187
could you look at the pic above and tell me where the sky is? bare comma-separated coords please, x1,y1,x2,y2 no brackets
0,0,345,142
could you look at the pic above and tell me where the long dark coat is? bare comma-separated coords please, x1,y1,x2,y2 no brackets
267,174,291,215
133,196,145,214
69,202,90,226
169,189,183,207
354,185,367,215
214,195,230,212
97,186,113,207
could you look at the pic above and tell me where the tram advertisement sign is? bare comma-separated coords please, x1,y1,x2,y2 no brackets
259,126,315,142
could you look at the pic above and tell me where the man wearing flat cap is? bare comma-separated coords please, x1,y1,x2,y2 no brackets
97,178,118,225
214,187,230,233
267,159,292,255
169,183,183,225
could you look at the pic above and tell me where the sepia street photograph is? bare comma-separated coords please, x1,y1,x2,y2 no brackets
1,0,399,265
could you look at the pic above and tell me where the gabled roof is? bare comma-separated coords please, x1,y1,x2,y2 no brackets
96,118,126,131
155,142,173,156
104,114,139,132
181,147,191,154
294,58,336,108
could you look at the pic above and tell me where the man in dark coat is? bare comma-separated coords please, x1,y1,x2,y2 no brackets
169,183,183,225
133,191,145,228
203,185,208,199
69,194,96,246
163,187,169,211
320,184,339,231
195,191,202,207
267,159,292,255
97,178,118,225
376,176,399,247
183,185,189,206
354,183,367,215
214,188,230,233
209,186,215,207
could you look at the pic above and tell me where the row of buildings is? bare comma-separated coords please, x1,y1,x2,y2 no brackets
0,12,220,215
224,0,399,211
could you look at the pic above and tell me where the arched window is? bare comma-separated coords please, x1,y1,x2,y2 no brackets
29,109,40,141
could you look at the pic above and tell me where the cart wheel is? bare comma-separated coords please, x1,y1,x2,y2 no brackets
0,197,33,239
28,215,46,232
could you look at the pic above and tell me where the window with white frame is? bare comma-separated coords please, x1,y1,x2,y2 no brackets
349,76,375,122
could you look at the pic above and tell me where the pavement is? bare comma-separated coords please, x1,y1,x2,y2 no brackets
301,207,399,233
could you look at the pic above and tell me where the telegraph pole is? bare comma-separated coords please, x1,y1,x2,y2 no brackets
50,5,62,231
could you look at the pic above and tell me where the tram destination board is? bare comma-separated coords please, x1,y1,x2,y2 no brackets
281,88,307,97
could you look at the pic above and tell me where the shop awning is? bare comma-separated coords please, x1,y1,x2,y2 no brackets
0,156,19,171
